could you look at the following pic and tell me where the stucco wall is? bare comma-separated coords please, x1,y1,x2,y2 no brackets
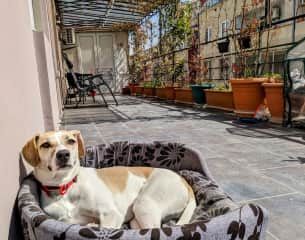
0,0,45,238
0,0,63,238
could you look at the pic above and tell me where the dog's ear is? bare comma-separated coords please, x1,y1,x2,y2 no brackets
71,130,86,159
21,135,40,167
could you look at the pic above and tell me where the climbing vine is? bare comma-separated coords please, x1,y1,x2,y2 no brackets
129,0,192,87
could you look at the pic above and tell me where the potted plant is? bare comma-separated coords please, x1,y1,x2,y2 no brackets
230,72,267,118
134,84,144,96
174,86,194,104
143,81,157,97
217,38,230,53
205,86,234,111
128,81,138,95
262,73,284,123
155,82,176,100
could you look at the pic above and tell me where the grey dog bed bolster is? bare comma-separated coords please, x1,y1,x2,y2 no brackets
17,142,269,240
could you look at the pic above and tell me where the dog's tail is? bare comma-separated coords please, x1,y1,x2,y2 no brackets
176,181,196,225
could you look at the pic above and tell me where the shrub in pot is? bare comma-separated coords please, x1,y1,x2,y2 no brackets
205,86,234,111
262,73,284,123
155,84,175,100
174,86,194,104
143,81,158,97
230,77,267,118
134,85,144,96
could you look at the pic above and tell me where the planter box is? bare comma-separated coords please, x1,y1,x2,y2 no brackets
191,84,214,104
156,87,175,100
143,87,156,97
129,83,137,95
230,78,266,118
174,88,194,104
155,87,167,99
263,82,284,123
134,86,144,96
205,90,234,111
122,87,130,95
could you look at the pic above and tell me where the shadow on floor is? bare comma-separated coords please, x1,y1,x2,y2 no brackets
62,95,305,146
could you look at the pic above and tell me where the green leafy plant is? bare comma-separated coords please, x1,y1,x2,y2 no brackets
213,85,231,91
262,73,283,83
143,81,161,88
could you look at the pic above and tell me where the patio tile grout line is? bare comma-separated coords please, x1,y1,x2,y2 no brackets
237,191,299,204
91,123,107,144
258,164,303,171
267,231,281,240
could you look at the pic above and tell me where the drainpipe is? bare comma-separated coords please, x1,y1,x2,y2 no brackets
292,0,296,42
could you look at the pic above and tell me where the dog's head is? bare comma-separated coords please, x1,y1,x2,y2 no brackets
22,130,85,172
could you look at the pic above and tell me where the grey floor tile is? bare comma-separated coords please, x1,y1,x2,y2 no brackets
254,193,305,240
261,165,305,193
205,157,294,202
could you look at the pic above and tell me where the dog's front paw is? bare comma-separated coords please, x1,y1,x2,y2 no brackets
87,222,99,228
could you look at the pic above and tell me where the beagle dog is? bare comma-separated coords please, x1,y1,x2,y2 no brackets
21,130,196,229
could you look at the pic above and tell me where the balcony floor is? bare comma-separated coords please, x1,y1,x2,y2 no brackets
61,95,305,240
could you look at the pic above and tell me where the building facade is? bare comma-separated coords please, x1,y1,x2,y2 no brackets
197,0,305,85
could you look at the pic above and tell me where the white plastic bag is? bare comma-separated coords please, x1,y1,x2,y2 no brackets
254,104,271,121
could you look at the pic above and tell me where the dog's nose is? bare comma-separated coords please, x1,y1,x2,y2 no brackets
56,150,70,163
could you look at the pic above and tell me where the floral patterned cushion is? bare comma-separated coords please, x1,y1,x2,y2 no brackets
12,142,268,240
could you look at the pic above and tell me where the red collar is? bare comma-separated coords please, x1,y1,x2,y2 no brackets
38,177,77,197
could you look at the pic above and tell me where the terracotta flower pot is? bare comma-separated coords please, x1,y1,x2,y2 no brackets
129,83,137,95
155,87,166,99
230,78,266,118
263,82,284,123
143,87,156,97
174,88,194,104
205,90,234,111
164,87,175,100
134,86,144,96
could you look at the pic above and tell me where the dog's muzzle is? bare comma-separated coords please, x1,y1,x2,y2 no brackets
56,149,71,168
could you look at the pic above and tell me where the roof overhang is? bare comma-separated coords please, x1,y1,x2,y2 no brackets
55,0,165,31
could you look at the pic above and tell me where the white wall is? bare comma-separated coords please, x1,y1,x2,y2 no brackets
0,0,45,238
0,0,63,238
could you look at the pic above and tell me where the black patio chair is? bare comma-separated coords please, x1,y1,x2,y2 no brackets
63,53,118,107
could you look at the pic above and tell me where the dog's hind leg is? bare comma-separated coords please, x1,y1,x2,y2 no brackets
133,198,162,228
130,218,141,229
99,209,124,229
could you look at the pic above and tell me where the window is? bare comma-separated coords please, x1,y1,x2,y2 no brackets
28,0,43,31
220,20,230,38
235,15,242,31
205,27,212,42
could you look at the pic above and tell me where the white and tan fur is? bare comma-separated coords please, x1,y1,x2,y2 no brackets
21,130,196,229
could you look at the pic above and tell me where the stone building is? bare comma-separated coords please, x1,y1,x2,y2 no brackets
196,0,305,85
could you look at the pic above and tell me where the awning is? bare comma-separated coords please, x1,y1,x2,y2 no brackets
55,0,162,31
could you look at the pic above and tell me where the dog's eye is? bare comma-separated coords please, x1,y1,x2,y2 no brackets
41,142,51,149
67,139,76,145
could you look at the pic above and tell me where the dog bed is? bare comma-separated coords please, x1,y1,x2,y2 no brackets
17,142,268,240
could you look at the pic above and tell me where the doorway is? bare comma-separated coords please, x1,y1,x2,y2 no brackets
77,33,116,91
